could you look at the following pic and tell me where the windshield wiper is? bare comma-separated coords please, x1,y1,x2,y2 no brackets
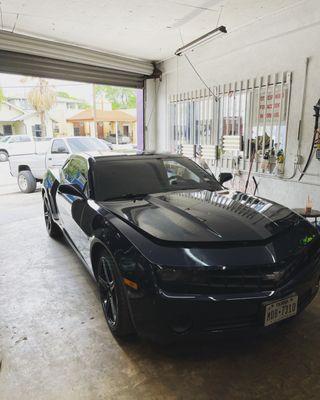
105,193,149,201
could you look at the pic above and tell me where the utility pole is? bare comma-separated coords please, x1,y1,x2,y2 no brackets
92,84,97,137
39,78,46,137
115,121,119,145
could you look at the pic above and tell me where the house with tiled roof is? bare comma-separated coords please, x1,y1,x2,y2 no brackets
67,108,137,144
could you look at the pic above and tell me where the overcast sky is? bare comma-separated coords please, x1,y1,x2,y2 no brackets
0,73,95,104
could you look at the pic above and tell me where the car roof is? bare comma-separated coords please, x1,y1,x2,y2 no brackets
88,152,183,162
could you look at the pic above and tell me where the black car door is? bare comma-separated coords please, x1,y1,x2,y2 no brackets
56,156,89,250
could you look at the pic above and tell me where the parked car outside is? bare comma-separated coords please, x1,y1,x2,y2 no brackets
0,135,11,143
42,153,320,342
106,134,131,145
0,134,39,162
9,136,113,193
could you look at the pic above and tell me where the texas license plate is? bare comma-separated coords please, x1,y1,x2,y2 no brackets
264,295,298,326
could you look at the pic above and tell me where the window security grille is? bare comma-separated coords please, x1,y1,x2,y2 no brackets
168,72,292,173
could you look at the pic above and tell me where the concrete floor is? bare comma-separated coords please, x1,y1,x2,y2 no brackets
1,162,320,400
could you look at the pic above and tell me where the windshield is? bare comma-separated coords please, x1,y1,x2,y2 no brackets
67,137,111,152
93,156,222,201
0,136,10,142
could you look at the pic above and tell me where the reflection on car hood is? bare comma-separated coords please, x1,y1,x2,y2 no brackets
100,190,303,243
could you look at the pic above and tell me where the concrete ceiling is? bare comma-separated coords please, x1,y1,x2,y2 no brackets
0,0,305,61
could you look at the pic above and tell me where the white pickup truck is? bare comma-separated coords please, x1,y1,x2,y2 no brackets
9,136,112,193
0,134,52,162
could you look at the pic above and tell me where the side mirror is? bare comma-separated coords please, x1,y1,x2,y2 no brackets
219,172,233,185
58,183,85,199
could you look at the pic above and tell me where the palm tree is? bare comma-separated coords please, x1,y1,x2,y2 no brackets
0,87,5,103
27,78,56,137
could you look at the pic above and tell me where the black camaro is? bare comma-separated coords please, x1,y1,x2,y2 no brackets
42,153,320,341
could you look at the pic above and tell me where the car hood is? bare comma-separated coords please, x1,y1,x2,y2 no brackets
100,190,302,243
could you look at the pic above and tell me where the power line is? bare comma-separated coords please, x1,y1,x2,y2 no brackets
0,83,91,89
11,13,19,33
183,53,218,100
178,28,218,101
216,5,224,28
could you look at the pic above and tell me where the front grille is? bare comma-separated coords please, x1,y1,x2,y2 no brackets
157,246,319,295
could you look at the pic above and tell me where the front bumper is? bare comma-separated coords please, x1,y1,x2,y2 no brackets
128,260,320,341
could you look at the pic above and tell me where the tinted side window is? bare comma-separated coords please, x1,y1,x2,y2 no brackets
63,158,88,193
51,139,68,154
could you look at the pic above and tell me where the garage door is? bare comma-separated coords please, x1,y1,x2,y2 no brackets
0,31,153,88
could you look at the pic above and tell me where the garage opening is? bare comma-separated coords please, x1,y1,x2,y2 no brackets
0,71,143,149
0,31,156,151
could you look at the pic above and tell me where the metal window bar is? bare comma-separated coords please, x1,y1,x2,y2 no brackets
168,71,291,173
284,72,292,150
270,73,277,155
276,73,285,151
261,75,270,156
248,79,254,162
255,76,263,171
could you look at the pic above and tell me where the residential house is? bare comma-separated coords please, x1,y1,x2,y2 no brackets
7,95,86,136
66,109,137,144
0,100,55,137
50,96,87,136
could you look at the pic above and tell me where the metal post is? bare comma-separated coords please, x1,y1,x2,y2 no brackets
232,81,236,136
255,76,263,171
199,89,203,145
276,72,285,151
284,72,292,152
242,79,249,170
261,75,269,156
238,81,242,137
248,78,254,163
115,121,119,145
206,89,210,144
92,84,97,138
137,89,144,151
270,73,277,153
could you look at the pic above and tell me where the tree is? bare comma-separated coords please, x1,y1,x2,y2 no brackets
57,91,90,109
0,87,5,103
57,91,75,99
27,78,56,137
95,85,136,109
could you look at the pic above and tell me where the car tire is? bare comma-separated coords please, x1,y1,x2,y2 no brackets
0,150,8,162
43,197,62,239
18,170,37,193
97,248,136,338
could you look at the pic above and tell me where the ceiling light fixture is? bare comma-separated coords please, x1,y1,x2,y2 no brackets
175,25,227,56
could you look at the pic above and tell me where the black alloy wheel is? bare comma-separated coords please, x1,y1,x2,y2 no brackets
97,249,135,338
43,197,62,239
98,255,118,327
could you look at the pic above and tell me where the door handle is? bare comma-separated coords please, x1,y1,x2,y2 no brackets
48,157,52,160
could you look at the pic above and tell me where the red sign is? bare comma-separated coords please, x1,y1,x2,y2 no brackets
257,88,285,123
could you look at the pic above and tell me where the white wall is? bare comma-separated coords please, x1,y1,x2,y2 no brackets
154,0,320,210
